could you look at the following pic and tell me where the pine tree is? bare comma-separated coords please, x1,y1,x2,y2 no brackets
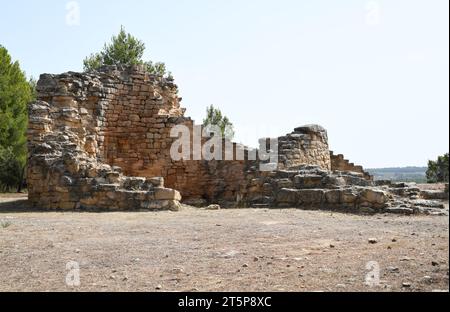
83,26,169,77
202,105,235,140
427,153,449,183
0,45,34,192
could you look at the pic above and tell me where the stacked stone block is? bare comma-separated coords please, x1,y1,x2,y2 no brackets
277,125,331,171
27,66,182,211
330,151,373,181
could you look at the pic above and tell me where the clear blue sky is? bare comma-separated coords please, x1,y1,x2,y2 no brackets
1,0,448,168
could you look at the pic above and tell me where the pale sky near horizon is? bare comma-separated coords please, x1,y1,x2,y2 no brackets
1,0,448,168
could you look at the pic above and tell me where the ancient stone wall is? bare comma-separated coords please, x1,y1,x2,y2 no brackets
27,67,182,211
90,67,249,205
277,125,331,171
330,151,373,181
240,165,389,212
28,66,376,210
28,66,253,209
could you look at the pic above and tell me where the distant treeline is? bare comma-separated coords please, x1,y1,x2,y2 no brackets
367,167,427,183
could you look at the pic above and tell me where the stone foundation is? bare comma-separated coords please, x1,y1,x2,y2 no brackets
240,165,385,211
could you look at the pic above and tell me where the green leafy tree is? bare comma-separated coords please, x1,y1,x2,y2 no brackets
83,26,169,77
0,147,24,192
426,160,438,183
0,45,34,192
28,77,37,100
202,105,235,140
427,153,449,183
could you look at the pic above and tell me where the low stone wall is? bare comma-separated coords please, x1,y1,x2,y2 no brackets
240,165,387,212
420,186,449,201
330,151,373,181
239,165,448,215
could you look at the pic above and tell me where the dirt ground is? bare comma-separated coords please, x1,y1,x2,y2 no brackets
0,194,448,292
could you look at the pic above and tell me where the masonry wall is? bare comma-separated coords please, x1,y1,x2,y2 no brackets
92,67,248,205
27,67,182,211
330,152,373,181
277,125,331,171
28,66,251,208
28,66,372,210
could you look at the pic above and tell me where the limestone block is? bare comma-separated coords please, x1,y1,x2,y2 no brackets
342,190,358,204
294,175,324,189
360,188,388,205
141,199,181,211
63,155,80,175
297,189,325,206
325,189,342,204
420,190,448,200
59,201,77,210
106,172,121,184
87,166,98,178
123,177,146,190
276,188,299,204
147,177,164,188
276,179,293,189
154,188,182,201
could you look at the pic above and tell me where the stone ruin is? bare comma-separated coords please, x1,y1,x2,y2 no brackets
27,66,449,215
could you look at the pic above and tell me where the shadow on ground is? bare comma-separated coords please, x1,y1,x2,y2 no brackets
0,194,37,213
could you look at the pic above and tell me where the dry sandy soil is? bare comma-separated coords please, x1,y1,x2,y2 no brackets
0,194,448,292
